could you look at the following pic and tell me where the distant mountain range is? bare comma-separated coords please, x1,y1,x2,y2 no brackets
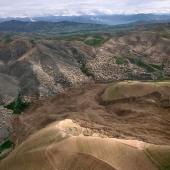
0,14,170,25
0,20,112,33
0,19,170,34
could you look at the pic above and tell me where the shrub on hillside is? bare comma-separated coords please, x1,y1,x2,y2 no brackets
4,94,31,114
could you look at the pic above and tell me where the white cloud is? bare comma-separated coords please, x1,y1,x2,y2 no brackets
0,0,170,17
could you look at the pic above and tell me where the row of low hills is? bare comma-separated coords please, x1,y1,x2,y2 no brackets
0,20,170,170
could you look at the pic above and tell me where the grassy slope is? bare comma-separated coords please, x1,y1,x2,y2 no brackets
101,82,124,101
127,58,156,72
0,120,161,170
47,136,159,170
0,141,13,161
0,124,60,170
101,81,170,101
146,145,170,170
116,58,128,65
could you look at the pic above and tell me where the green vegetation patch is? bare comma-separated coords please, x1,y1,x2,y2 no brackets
0,140,13,154
154,76,170,82
80,64,93,77
137,60,155,72
85,39,102,46
0,140,13,161
116,58,128,65
127,58,156,72
146,145,170,170
4,94,31,114
52,32,112,46
150,64,162,70
101,83,124,101
4,38,12,44
2,33,13,44
92,34,103,39
155,28,170,38
84,33,110,46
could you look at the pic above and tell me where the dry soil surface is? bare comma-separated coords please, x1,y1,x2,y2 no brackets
11,83,170,147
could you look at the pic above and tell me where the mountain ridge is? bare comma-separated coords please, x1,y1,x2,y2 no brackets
1,13,170,25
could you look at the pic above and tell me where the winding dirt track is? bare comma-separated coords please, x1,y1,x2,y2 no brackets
46,145,58,170
18,47,37,61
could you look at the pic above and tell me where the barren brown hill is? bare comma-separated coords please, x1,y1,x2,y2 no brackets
0,119,167,170
10,82,170,148
0,38,93,100
1,30,170,102
86,31,170,82
116,32,170,65
1,22,170,170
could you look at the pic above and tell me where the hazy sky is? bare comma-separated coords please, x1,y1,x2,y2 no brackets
0,0,170,17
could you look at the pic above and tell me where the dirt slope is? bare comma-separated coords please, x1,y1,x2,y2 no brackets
1,31,170,102
11,82,170,147
0,73,20,104
117,32,170,64
0,119,160,170
101,81,170,102
0,39,93,101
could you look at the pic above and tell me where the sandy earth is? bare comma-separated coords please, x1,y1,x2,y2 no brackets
42,119,157,170
0,119,165,170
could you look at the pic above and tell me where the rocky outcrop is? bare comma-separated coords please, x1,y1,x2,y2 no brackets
0,73,20,104
0,107,13,145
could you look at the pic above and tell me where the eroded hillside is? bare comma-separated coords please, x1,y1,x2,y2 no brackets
86,32,170,82
1,28,170,153
0,38,94,103
1,30,170,103
1,119,167,170
10,82,170,148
